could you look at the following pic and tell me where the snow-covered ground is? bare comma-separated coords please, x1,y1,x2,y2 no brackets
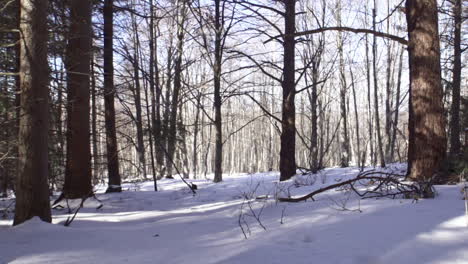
1,164,467,264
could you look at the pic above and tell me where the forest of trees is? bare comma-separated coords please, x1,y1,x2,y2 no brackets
0,0,466,225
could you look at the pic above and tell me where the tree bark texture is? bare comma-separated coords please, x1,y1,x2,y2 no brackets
103,0,121,192
279,0,297,181
14,0,52,225
406,0,447,184
64,0,93,198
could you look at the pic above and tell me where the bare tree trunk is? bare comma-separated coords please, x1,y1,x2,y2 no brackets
372,6,385,168
14,0,51,225
130,13,146,179
103,0,121,193
161,46,172,177
308,63,319,172
148,0,160,187
192,92,201,179
1,77,9,196
213,0,223,183
91,56,99,184
143,57,158,191
406,0,447,189
365,2,374,166
337,0,350,167
390,48,403,162
166,1,186,178
279,0,297,181
449,0,462,156
384,0,393,162
63,0,93,198
350,68,361,168
178,104,189,178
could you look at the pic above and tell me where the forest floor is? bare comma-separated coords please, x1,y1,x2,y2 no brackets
1,164,467,264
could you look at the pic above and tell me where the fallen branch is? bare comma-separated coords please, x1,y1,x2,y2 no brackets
278,170,419,203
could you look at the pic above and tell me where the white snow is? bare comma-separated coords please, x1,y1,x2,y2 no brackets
1,164,467,264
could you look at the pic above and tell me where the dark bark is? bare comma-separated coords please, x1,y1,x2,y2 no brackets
384,1,393,162
192,93,201,179
143,55,158,190
91,56,99,184
213,0,223,183
161,47,172,177
279,0,296,181
372,8,386,168
166,2,186,178
103,0,121,192
406,0,447,187
448,0,462,156
148,0,160,189
63,0,93,198
350,69,361,168
131,15,146,178
14,0,51,225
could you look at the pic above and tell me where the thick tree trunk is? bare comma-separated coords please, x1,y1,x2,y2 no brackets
103,0,121,193
213,0,223,183
406,0,447,188
63,0,93,199
14,0,51,225
1,77,11,197
279,0,297,181
449,0,462,156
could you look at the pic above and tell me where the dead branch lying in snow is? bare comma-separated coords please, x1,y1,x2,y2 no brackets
278,170,426,203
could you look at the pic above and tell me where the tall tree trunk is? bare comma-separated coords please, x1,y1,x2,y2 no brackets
166,2,186,178
365,2,374,166
213,0,223,183
372,7,386,168
279,0,297,181
448,0,462,156
350,68,361,168
144,77,158,191
406,0,447,190
148,0,161,187
308,61,319,173
161,46,172,177
14,0,51,225
337,0,350,167
384,0,393,162
103,0,121,193
192,92,201,179
178,104,189,178
131,13,146,179
91,56,99,184
63,0,93,198
390,48,403,161
1,78,9,197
